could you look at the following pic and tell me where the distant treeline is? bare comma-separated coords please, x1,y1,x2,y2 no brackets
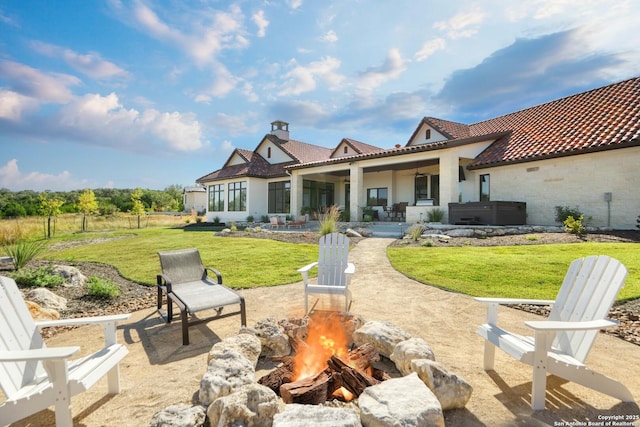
0,186,185,218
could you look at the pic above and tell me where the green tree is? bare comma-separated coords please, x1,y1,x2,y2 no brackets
38,192,64,239
130,188,146,229
78,189,99,232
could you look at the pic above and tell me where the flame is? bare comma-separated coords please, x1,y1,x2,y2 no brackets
293,312,349,382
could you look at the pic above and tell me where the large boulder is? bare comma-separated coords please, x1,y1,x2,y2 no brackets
208,332,262,368
273,404,361,427
358,372,444,427
206,383,279,427
148,403,206,427
25,287,67,311
199,349,256,406
352,320,411,358
410,359,473,410
390,337,435,375
250,317,291,357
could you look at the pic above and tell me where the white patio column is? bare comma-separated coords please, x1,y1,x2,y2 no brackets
439,151,459,223
289,171,303,217
349,164,363,221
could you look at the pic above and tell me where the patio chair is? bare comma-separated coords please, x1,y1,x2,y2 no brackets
157,248,246,345
0,275,130,427
298,233,355,313
269,216,285,228
475,255,633,410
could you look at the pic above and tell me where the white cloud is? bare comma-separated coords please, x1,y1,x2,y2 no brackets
357,49,407,92
433,10,485,39
53,92,206,152
0,159,85,192
30,41,129,80
210,112,260,136
286,0,303,10
0,90,39,121
415,38,446,62
0,60,79,103
252,10,269,37
279,56,344,96
321,30,338,43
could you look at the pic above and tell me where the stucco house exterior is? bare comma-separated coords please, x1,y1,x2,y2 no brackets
182,185,207,214
196,77,640,229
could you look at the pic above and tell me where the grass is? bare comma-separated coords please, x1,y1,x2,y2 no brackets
387,243,640,302
43,228,318,288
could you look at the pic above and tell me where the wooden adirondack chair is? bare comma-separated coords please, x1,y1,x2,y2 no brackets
475,255,634,410
0,275,130,426
298,233,355,313
157,248,246,345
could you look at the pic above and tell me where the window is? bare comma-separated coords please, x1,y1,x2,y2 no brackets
343,146,348,154
303,180,335,211
267,147,271,158
208,184,224,212
425,128,431,139
228,181,247,211
366,188,388,206
480,174,490,201
268,181,290,213
414,175,440,205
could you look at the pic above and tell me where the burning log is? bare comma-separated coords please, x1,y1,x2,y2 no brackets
258,356,295,394
279,369,333,405
328,354,380,396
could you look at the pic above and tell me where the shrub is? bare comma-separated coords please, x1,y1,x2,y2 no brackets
427,208,444,223
318,205,340,236
246,215,254,222
407,224,425,241
564,215,586,237
195,216,203,223
213,216,221,225
421,239,434,247
11,265,65,287
261,215,270,223
555,205,583,224
229,222,237,232
2,239,48,270
86,276,120,298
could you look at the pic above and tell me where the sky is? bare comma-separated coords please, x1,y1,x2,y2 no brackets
0,1,639,192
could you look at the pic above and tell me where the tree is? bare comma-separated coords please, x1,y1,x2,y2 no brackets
130,188,146,229
39,192,64,239
78,189,99,232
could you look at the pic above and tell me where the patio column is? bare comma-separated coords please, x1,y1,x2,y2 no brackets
349,164,363,221
439,152,459,222
290,171,303,218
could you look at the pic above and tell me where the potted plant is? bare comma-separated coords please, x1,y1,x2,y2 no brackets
300,206,311,221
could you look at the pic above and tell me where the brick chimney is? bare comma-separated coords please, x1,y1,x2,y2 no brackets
270,120,289,141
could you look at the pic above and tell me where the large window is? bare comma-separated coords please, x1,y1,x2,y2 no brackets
228,181,247,211
268,181,290,213
480,174,490,201
302,180,335,212
414,175,440,205
366,188,388,206
208,184,224,212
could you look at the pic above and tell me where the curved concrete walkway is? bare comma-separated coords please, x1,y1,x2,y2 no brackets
21,238,640,426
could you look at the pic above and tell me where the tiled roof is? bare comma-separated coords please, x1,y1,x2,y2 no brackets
423,117,471,140
467,76,640,168
271,136,333,163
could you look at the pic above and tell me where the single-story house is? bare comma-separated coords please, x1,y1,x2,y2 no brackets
196,77,640,229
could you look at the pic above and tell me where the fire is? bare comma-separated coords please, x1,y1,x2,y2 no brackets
292,312,349,382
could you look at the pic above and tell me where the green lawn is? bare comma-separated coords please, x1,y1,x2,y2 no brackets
42,228,640,303
387,242,640,302
43,228,318,288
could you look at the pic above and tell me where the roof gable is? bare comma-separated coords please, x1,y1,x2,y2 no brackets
331,138,382,158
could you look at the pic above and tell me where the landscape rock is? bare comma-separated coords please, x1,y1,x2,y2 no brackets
25,287,67,311
390,337,435,375
206,383,279,427
148,403,206,427
251,317,291,357
358,372,444,427
25,300,60,320
352,320,411,358
411,359,473,410
51,265,87,287
208,332,262,367
273,404,362,427
199,349,256,406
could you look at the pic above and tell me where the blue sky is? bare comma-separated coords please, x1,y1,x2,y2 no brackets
1,0,638,192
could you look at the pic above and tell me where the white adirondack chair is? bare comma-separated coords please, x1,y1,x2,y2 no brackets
298,232,355,313
475,255,634,410
0,276,130,426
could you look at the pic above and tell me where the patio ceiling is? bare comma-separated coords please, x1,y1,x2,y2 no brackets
325,158,439,177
